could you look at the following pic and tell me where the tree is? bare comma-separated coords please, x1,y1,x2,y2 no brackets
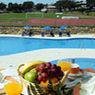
54,0,77,11
22,1,34,12
35,3,44,11
12,3,20,12
0,2,6,11
7,3,22,12
54,0,64,12
86,0,95,7
7,3,14,11
18,4,23,12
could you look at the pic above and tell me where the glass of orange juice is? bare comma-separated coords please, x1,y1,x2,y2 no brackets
4,82,23,95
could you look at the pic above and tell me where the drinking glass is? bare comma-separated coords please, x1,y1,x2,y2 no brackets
4,82,23,95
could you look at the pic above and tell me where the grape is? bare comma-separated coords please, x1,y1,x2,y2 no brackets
47,69,51,75
35,66,40,71
54,71,58,76
51,64,57,71
39,73,48,82
56,66,61,71
53,64,57,68
40,63,46,68
42,78,47,82
39,68,45,73
45,62,51,68
60,71,64,77
37,64,46,73
36,62,64,83
37,75,43,82
51,68,56,72
50,64,54,69
41,73,48,79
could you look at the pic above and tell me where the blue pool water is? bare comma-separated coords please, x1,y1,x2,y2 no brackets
51,58,95,70
52,58,95,70
73,58,95,69
0,37,95,55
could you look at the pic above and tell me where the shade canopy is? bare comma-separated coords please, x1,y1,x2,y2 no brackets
23,25,32,30
59,25,68,30
43,26,52,31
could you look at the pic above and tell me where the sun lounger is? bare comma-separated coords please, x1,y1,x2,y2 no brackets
62,31,71,37
22,30,33,36
29,32,33,36
66,31,71,37
22,30,29,36
50,31,55,37
41,32,45,37
58,31,71,37
58,31,62,37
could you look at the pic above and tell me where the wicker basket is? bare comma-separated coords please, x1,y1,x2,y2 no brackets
17,64,70,95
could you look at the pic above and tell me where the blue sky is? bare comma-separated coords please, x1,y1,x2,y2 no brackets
1,0,86,4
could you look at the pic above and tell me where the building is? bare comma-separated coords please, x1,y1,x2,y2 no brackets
47,5,57,12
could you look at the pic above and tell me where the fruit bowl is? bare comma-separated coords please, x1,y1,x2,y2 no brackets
17,61,70,95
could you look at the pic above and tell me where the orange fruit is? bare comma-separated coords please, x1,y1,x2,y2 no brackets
57,61,72,71
40,80,48,87
40,78,58,87
51,77,58,84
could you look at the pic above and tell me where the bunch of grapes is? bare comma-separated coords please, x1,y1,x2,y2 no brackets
36,62,64,83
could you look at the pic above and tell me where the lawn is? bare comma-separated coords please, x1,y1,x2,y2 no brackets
0,11,95,26
0,13,27,22
0,11,95,21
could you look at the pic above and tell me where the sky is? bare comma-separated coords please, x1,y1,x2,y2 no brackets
0,0,86,4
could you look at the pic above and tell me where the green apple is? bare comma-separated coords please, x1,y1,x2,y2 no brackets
24,70,37,82
30,68,37,73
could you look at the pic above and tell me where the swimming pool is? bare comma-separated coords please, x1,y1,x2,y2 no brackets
0,36,95,55
52,58,95,70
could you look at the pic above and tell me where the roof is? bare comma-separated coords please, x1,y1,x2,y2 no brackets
47,6,56,8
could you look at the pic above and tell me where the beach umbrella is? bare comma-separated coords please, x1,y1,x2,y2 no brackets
59,25,67,30
43,26,52,31
23,25,32,30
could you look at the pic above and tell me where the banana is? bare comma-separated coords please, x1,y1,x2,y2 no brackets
20,61,45,75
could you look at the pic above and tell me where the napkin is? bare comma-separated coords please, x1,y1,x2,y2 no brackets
0,67,18,77
0,83,4,89
80,76,95,95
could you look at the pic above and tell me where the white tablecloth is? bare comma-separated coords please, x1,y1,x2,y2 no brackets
80,75,95,95
1,68,95,95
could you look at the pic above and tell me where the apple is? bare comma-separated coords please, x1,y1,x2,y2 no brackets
24,70,37,82
30,69,37,73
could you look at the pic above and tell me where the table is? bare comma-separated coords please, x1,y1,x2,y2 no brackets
0,68,95,95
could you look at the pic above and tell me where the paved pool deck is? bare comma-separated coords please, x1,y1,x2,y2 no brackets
0,48,95,69
0,34,95,69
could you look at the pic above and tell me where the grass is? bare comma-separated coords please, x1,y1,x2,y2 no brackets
0,11,95,26
0,11,95,21
63,11,95,19
0,13,27,21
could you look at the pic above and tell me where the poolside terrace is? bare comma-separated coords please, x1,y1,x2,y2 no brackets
0,35,95,69
0,48,95,69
